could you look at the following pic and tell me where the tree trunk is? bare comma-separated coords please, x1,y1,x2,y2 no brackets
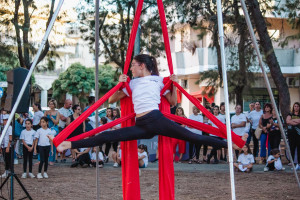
247,0,291,120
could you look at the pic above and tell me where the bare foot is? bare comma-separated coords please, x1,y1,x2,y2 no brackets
57,141,72,153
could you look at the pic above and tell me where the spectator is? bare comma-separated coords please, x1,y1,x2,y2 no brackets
172,107,187,162
32,103,43,131
201,107,212,162
187,106,203,164
259,103,272,164
112,145,122,167
84,96,96,132
219,102,227,162
233,144,254,173
104,107,114,161
268,109,281,150
71,147,91,168
138,144,148,168
247,101,263,161
20,119,36,179
91,147,104,168
110,107,121,153
34,117,56,179
1,115,12,178
231,104,247,158
264,149,285,172
286,102,300,170
44,99,60,165
264,148,284,172
207,105,225,164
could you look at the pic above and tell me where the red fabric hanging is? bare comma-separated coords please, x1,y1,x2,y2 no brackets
120,96,141,200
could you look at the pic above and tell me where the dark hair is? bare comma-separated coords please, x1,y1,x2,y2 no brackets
292,102,300,114
263,103,273,113
270,148,280,156
133,54,159,75
138,144,148,154
100,117,107,125
88,96,95,104
220,102,225,108
106,107,113,118
241,143,252,154
25,119,33,125
34,103,41,111
72,104,80,112
113,108,120,119
175,107,186,118
40,116,49,127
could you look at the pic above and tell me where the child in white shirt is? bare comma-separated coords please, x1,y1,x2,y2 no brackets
1,115,12,178
20,119,36,178
264,149,285,171
91,147,105,168
34,117,56,179
138,144,148,168
234,144,254,172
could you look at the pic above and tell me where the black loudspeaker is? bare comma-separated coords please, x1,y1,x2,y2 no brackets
4,67,31,113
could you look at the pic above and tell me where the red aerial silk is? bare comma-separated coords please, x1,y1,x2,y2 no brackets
53,0,246,200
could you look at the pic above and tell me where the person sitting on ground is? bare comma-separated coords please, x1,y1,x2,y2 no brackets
90,147,104,168
71,147,91,168
112,145,122,168
233,143,254,173
264,148,285,172
138,144,148,168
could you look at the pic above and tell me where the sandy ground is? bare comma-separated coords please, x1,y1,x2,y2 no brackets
0,159,299,200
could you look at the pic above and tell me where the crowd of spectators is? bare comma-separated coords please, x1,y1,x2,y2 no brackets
0,97,299,178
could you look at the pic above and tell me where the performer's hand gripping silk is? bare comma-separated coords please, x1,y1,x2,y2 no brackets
52,54,246,152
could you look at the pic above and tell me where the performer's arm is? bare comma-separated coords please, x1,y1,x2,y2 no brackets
165,74,178,106
108,74,127,103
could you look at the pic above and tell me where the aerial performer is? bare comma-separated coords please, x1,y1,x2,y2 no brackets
51,54,247,152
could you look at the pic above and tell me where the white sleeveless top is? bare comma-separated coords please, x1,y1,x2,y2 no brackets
123,75,169,114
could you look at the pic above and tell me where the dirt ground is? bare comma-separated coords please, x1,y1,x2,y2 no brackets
0,160,299,200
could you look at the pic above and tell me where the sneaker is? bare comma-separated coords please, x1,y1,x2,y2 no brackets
113,162,119,168
28,173,35,178
264,167,269,172
43,172,48,179
14,159,18,165
21,173,27,179
99,164,103,168
295,164,300,170
281,167,285,171
81,163,89,168
37,173,43,179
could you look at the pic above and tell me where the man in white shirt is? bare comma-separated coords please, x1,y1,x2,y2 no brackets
58,99,73,132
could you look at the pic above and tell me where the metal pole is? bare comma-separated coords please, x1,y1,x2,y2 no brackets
134,0,141,55
240,0,300,188
95,0,101,199
216,0,236,199
0,0,64,146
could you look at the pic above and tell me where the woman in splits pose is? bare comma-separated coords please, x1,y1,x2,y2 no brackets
52,54,246,152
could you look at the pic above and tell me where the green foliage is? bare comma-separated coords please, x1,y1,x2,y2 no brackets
98,65,119,94
0,65,13,82
52,63,95,103
78,0,164,70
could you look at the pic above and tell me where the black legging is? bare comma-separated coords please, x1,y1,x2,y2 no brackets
2,148,11,171
104,142,118,156
38,146,50,173
247,128,259,157
288,130,300,164
23,145,33,173
269,130,281,150
72,110,227,150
